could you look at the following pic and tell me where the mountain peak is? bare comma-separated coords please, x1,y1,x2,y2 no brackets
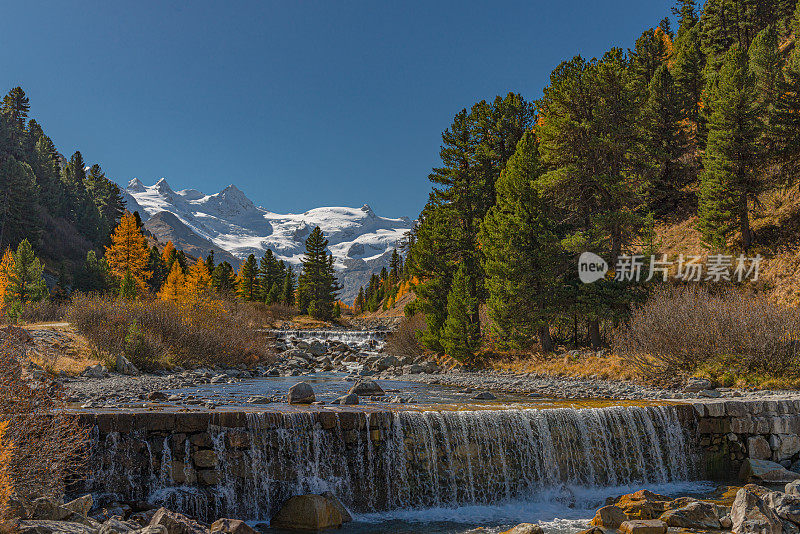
360,204,375,217
127,178,145,192
154,178,175,195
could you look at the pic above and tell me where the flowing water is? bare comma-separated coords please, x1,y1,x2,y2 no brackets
88,403,705,532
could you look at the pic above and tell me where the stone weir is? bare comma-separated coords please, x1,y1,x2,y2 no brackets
77,404,704,522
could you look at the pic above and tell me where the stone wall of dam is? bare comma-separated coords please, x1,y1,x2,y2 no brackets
76,399,800,521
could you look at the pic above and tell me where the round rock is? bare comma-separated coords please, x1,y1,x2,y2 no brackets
288,382,316,404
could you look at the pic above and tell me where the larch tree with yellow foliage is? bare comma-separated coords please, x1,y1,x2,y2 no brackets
159,262,186,302
105,212,151,295
0,249,14,308
185,260,212,302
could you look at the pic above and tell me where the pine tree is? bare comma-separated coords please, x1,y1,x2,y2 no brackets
104,211,151,294
185,259,212,302
0,156,41,250
74,250,112,293
147,246,167,293
440,264,480,361
205,250,215,274
639,64,689,213
480,131,562,351
3,239,47,316
159,261,186,302
297,227,340,319
281,268,296,307
212,261,236,294
671,0,706,146
236,254,258,301
119,271,138,300
698,45,761,250
266,282,281,305
389,249,401,280
354,286,365,313
775,7,800,178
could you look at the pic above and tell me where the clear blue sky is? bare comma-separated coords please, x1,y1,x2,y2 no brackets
1,1,672,218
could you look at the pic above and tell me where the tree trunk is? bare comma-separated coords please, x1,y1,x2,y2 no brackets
588,319,602,350
740,192,752,251
538,323,553,353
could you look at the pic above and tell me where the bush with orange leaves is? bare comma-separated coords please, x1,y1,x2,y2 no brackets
0,332,89,513
68,294,278,370
0,421,13,520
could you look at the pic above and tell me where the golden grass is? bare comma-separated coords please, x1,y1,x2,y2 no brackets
487,352,643,382
20,324,99,376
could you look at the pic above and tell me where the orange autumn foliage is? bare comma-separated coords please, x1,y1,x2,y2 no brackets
185,260,212,302
161,241,176,264
159,262,186,302
105,212,151,293
0,420,13,519
0,248,14,307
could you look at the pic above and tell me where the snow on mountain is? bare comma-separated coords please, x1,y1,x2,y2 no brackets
121,179,413,302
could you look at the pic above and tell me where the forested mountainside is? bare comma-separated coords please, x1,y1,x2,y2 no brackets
0,88,125,278
384,0,800,359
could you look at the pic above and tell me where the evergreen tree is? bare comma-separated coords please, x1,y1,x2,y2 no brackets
281,268,296,307
212,261,236,294
266,282,281,305
0,156,41,250
440,264,480,361
74,250,112,293
354,286,365,313
671,0,706,145
104,212,151,294
389,249,401,280
480,131,562,351
146,245,167,293
639,65,689,213
297,227,340,319
774,7,800,179
698,45,761,250
205,250,215,274
236,254,258,301
537,51,646,347
3,239,47,317
119,271,137,300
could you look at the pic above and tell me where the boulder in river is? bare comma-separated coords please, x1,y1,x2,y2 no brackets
764,491,800,524
618,519,667,534
148,508,206,534
115,354,140,376
210,518,257,534
741,458,800,484
731,486,783,534
659,501,721,529
320,491,352,523
787,480,800,497
331,393,359,405
348,379,383,396
270,494,343,531
591,505,626,528
472,391,497,400
288,382,316,404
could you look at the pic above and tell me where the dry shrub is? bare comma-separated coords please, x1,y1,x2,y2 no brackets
0,332,89,507
613,285,800,381
0,421,12,519
384,313,425,358
67,295,277,370
14,300,69,324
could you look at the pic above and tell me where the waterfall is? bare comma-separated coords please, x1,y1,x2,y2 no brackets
84,404,699,522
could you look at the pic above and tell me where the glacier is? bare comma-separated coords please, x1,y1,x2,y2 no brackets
121,178,413,303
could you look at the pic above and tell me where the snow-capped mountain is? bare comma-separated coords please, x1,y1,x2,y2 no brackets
122,178,413,303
